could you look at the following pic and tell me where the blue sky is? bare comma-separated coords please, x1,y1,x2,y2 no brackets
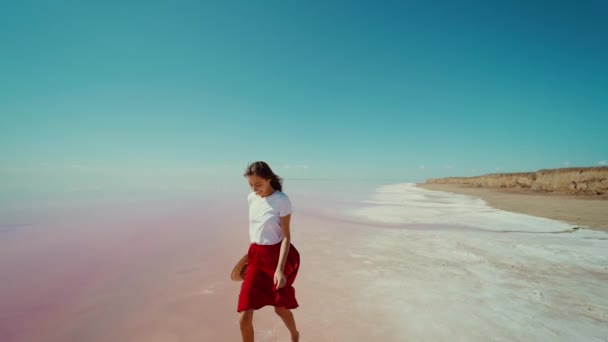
1,1,607,193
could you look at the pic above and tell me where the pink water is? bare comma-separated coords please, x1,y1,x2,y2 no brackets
0,181,395,342
4,180,606,341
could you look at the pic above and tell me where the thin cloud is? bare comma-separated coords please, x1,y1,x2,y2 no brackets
63,185,104,193
0,166,38,173
0,163,217,174
599,160,607,166
61,164,122,172
283,164,309,169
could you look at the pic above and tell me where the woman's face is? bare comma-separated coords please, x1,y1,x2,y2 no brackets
247,175,273,197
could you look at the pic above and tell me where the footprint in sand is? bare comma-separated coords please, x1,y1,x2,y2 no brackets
530,290,543,301
196,284,215,296
257,328,276,342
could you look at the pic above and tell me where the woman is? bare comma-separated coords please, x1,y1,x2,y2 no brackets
238,161,301,342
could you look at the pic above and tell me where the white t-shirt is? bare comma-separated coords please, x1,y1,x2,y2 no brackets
248,190,293,245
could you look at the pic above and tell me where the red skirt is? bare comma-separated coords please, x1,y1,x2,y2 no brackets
237,242,300,312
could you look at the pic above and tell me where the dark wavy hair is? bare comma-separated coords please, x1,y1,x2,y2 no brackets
243,161,283,192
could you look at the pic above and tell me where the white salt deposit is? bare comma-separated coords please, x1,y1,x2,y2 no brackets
349,183,579,232
345,183,608,341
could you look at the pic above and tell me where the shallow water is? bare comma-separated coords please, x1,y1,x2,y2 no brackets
1,181,607,341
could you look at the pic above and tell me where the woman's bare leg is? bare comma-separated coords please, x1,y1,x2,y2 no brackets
274,307,299,341
239,310,254,342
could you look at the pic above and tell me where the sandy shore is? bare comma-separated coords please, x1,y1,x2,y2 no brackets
417,183,608,231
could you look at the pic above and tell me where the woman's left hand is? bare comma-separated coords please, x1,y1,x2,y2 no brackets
274,270,286,290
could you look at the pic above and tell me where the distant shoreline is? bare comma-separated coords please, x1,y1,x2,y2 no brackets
416,183,608,231
425,166,608,196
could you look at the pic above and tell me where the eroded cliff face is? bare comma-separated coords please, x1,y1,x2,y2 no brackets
426,167,608,195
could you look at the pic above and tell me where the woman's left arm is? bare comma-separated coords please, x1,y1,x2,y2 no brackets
274,214,291,289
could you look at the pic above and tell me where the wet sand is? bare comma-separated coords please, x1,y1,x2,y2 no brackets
417,183,608,231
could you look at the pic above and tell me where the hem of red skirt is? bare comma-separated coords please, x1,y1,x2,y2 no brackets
237,303,299,313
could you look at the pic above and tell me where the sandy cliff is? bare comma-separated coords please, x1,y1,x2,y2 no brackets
426,167,608,195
